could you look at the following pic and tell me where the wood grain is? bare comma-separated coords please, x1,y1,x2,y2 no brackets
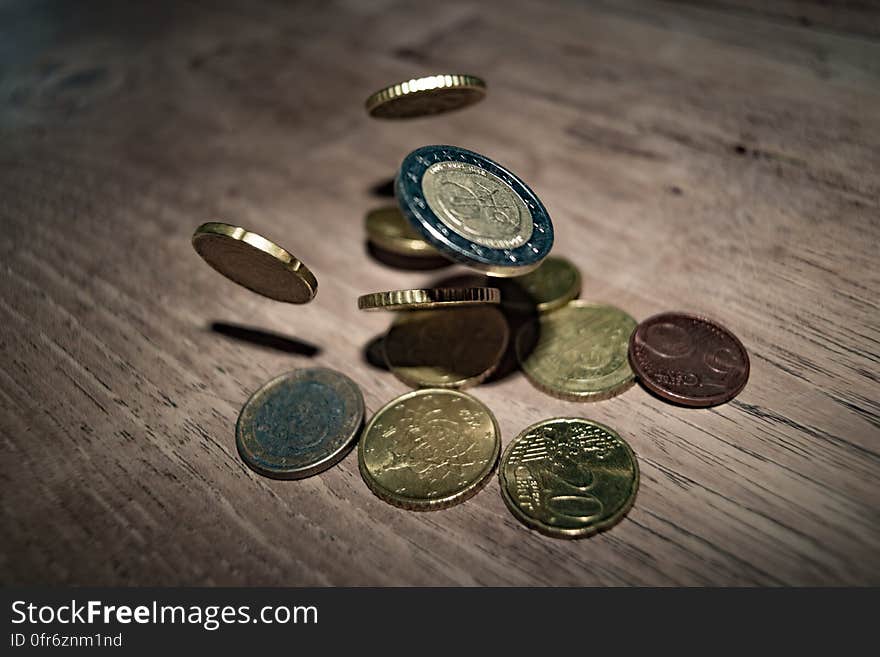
1,0,878,586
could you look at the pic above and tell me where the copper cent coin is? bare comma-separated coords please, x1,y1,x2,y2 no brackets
629,312,750,407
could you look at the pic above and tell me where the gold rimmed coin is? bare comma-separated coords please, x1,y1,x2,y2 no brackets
499,418,639,539
365,206,441,257
516,301,637,401
365,74,486,119
359,388,500,510
357,287,500,311
498,256,581,314
192,222,317,303
384,306,509,389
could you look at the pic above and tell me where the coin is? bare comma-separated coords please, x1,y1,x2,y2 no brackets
365,206,441,257
499,418,639,539
516,301,637,401
357,287,500,311
384,306,509,389
236,368,364,479
497,255,581,313
359,389,500,510
395,145,554,277
365,74,486,119
192,222,317,303
629,312,750,407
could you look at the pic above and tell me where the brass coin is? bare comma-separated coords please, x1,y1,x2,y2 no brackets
384,306,509,389
192,222,317,303
365,206,441,257
516,301,637,401
357,287,500,311
365,74,486,119
498,256,581,313
359,389,500,510
499,418,639,538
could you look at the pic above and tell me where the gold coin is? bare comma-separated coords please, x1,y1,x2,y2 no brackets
359,389,500,510
192,222,317,303
498,256,581,313
357,287,499,311
516,301,637,401
499,418,639,538
365,74,486,119
384,306,509,389
365,206,441,257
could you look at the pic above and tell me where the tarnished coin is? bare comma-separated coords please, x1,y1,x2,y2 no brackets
384,306,509,389
192,222,317,303
359,389,500,510
498,255,581,313
499,418,639,539
357,287,500,311
236,368,364,479
365,74,486,119
396,145,554,277
516,301,637,401
365,206,441,257
629,312,750,407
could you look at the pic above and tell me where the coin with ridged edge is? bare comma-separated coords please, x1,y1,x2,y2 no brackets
395,145,554,277
357,287,500,311
192,222,317,303
516,301,637,401
499,417,639,539
236,368,364,479
359,388,500,510
365,206,441,257
365,74,486,119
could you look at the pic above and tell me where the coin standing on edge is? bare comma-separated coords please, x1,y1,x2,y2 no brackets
359,389,501,510
516,301,637,401
629,312,750,407
365,74,486,119
192,222,318,303
499,418,639,539
395,145,554,277
236,368,365,479
365,206,441,257
384,306,509,389
357,287,500,311
498,255,581,314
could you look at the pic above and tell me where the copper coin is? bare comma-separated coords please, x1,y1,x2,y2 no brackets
628,312,749,407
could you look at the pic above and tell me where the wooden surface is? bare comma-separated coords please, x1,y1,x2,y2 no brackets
1,0,878,586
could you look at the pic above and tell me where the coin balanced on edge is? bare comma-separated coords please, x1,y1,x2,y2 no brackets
383,306,510,389
365,74,487,119
499,418,639,539
516,301,638,401
395,145,554,277
359,389,501,510
357,286,500,311
628,312,750,407
192,222,318,303
236,368,365,479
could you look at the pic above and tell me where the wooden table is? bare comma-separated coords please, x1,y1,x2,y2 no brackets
2,0,878,586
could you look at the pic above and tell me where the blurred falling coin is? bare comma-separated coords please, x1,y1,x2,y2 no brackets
357,287,500,311
384,306,509,389
516,301,637,401
499,417,639,539
498,255,581,314
629,312,750,407
359,388,500,510
365,74,486,119
236,368,365,479
365,206,441,257
192,222,317,303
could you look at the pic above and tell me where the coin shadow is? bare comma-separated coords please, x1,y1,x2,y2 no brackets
369,177,396,198
209,322,321,357
362,332,390,371
365,240,452,271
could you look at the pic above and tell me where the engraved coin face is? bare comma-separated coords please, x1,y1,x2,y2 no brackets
629,312,750,407
365,74,486,119
516,301,637,401
192,222,317,303
499,418,639,538
396,145,553,277
384,306,509,389
365,206,440,257
236,368,365,479
498,255,581,313
359,389,501,510
422,161,533,250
